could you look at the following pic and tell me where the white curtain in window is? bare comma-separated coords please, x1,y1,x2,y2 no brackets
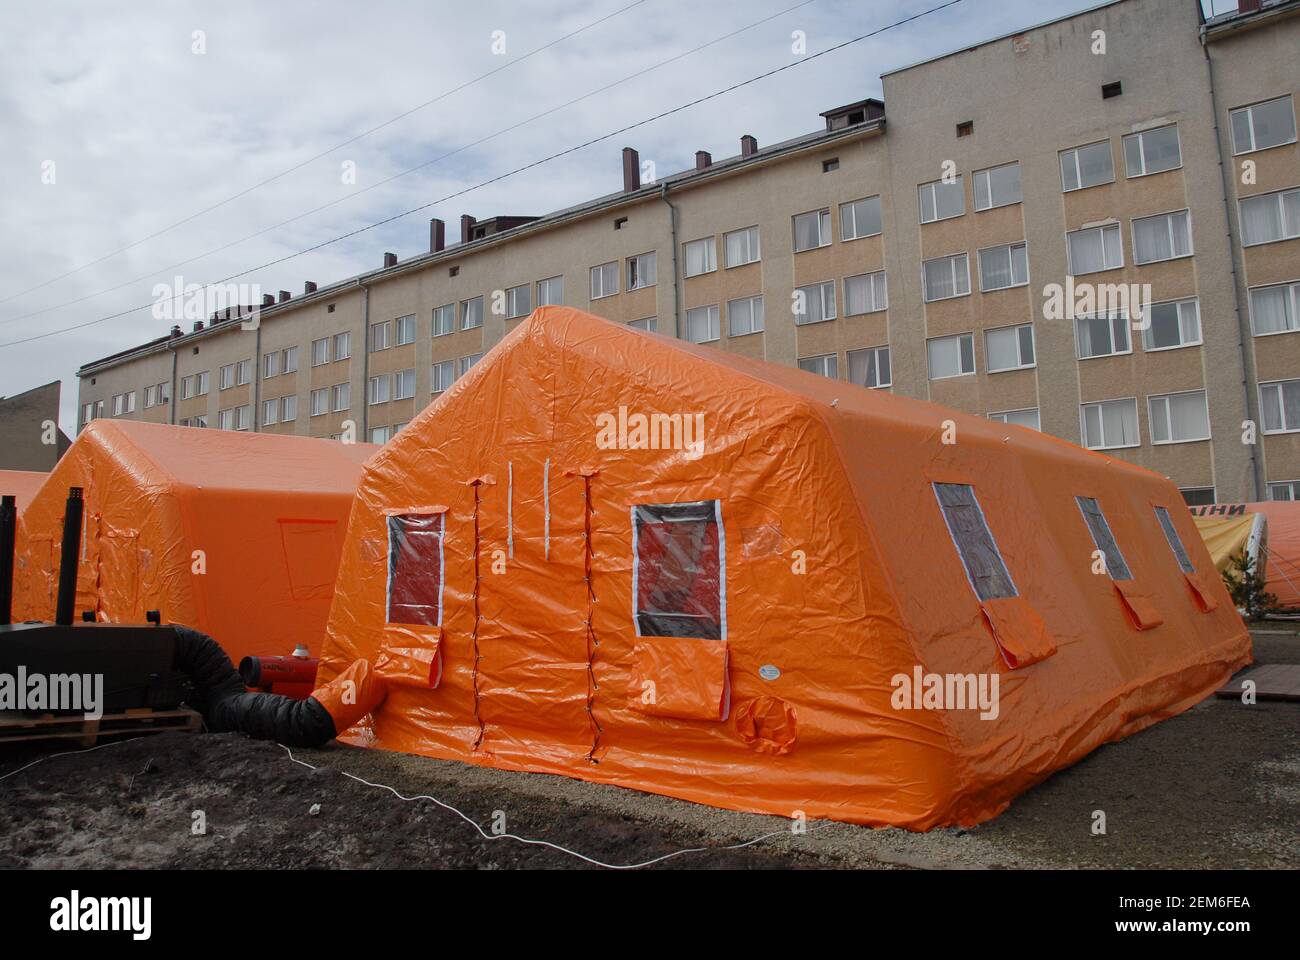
1068,231,1104,274
1251,286,1294,334
1134,213,1189,262
1102,401,1137,446
985,327,1020,371
1167,392,1209,441
1241,194,1283,245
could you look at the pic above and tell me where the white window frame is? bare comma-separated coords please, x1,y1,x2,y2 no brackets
395,314,417,346
368,374,391,405
977,242,1029,291
1249,280,1300,337
283,346,298,374
926,333,976,380
1147,390,1211,446
918,176,965,224
235,360,251,386
724,226,761,267
1267,480,1300,501
726,295,764,337
1142,298,1202,351
369,321,390,352
973,162,1022,211
219,364,234,390
504,284,531,319
281,395,297,422
847,345,891,389
196,371,209,396
456,353,483,377
792,209,832,252
843,271,888,315
984,323,1036,373
310,388,328,417
839,197,882,241
433,304,455,336
590,261,618,299
921,252,971,303
794,281,836,325
461,296,484,330
685,304,720,344
1066,222,1124,275
331,382,350,413
626,252,656,291
1074,311,1133,360
180,375,194,400
1260,379,1300,434
333,331,351,361
988,408,1040,430
1231,96,1297,155
683,237,717,277
393,369,416,401
1122,125,1183,178
1080,397,1140,450
262,351,280,380
262,398,278,426
1060,140,1115,193
537,275,563,306
1239,187,1300,246
797,354,838,378
1131,209,1193,265
311,338,330,367
431,360,455,394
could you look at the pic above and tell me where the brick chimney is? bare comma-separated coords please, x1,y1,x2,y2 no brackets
460,215,476,244
278,290,290,303
622,147,640,192
430,217,446,252
192,321,204,332
740,135,758,158
304,281,317,294
695,150,712,170
383,252,398,268
261,294,275,308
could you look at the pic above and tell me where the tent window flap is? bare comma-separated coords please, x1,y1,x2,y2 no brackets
386,513,445,626
1153,505,1195,575
632,501,725,640
1076,496,1133,580
933,482,1017,601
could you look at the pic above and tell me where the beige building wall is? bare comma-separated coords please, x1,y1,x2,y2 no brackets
75,0,1299,504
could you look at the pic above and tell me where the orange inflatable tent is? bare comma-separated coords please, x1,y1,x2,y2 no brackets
15,421,376,665
319,306,1251,829
1191,501,1300,609
0,469,48,514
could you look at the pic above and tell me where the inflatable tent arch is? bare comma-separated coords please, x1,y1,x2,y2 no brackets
15,420,377,666
319,306,1251,829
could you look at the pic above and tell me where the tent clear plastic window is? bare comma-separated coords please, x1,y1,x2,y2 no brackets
933,482,1017,601
1076,496,1133,580
386,513,445,626
633,501,724,640
1154,505,1196,575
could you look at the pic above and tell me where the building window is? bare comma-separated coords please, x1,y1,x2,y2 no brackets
1250,281,1300,336
370,426,390,444
632,501,724,640
1101,80,1122,99
844,271,888,315
1268,481,1300,501
985,324,1035,373
82,401,94,425
281,395,297,422
456,354,483,378
683,237,717,276
798,354,838,379
627,252,656,290
393,422,408,435
1181,487,1216,506
1076,496,1133,580
629,316,657,332
1123,125,1182,178
794,281,836,324
1066,222,1123,274
537,275,564,306
394,369,416,401
217,408,233,430
918,177,964,224
927,333,975,380
1231,96,1296,154
181,375,194,400
283,346,298,373
1260,379,1300,434
368,374,391,405
822,157,839,173
369,321,390,352
334,332,351,361
933,482,1017,601
989,408,1040,430
433,304,455,337
504,284,531,319
218,364,234,390
461,296,484,330
726,295,764,337
431,360,454,394
331,382,350,413
1240,187,1300,246
235,406,250,430
848,345,890,389
311,338,330,366
840,197,882,241
590,261,618,299
1143,298,1202,350
1132,210,1192,264
1149,390,1210,445
1075,312,1132,359
978,242,1029,291
724,226,760,267
310,388,328,417
112,393,125,416
1080,398,1139,450
956,120,974,138
685,304,720,344
395,315,417,346
921,253,971,302
262,351,280,379
192,413,208,428
233,360,250,386
143,385,157,408
1060,141,1114,192
196,371,209,395
792,209,832,251
973,162,1022,211
262,398,278,426
158,382,170,405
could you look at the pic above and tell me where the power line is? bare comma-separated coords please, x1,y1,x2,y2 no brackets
0,0,965,350
0,0,652,308
0,0,822,330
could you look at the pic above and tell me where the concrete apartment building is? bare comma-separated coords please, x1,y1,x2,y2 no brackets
76,0,1300,504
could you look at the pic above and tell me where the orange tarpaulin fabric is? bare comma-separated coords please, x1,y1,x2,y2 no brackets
14,421,376,665
0,469,47,514
1191,502,1300,609
319,307,1251,829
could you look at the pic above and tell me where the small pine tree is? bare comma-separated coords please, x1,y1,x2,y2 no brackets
1222,548,1279,621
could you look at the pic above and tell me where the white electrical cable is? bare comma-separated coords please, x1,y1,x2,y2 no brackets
281,744,817,870
0,735,146,784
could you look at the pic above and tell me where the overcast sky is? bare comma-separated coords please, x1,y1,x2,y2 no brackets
0,0,1222,431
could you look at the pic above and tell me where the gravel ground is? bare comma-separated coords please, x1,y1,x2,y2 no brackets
0,628,1296,870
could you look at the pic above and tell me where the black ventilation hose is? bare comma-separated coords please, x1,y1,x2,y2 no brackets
173,625,337,747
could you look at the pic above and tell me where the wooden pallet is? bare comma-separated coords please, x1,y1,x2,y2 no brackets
0,707,202,747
